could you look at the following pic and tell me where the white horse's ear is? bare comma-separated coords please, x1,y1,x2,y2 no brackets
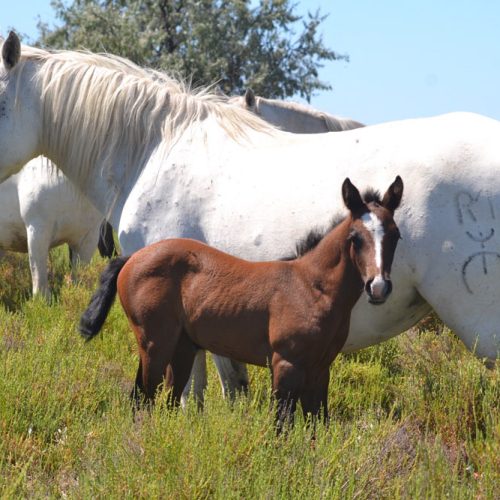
214,85,225,96
244,88,256,108
342,177,365,214
381,175,404,213
2,31,21,70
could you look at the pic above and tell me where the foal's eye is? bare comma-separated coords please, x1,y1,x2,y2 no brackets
349,232,363,250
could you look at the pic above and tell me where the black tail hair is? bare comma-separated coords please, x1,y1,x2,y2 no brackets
97,220,119,258
79,256,130,341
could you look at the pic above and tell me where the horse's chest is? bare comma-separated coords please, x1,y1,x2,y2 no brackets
269,296,349,362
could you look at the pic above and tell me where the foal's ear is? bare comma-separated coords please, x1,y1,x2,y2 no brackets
244,88,256,108
342,178,365,214
2,31,21,70
381,175,404,213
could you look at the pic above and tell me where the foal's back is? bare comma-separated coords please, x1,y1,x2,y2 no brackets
116,237,313,366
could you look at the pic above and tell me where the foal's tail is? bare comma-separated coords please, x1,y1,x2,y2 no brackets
79,256,130,341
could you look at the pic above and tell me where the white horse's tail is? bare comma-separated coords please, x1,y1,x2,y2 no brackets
97,221,118,258
79,256,130,340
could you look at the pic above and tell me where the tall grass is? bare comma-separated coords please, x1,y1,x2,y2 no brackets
0,249,498,498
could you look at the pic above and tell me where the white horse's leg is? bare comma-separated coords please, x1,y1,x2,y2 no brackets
181,352,249,406
181,349,208,408
26,222,50,299
210,354,249,400
69,232,98,282
414,200,500,368
419,282,500,366
418,278,500,367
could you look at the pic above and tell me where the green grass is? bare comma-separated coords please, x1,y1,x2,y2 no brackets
0,249,498,498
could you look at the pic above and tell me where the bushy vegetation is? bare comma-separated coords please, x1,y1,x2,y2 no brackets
37,0,345,101
0,249,498,497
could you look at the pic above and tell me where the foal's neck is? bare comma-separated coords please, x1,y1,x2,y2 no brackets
299,216,362,297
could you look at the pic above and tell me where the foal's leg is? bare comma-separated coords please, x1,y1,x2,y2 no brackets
134,321,182,404
299,369,330,426
167,332,199,407
271,353,305,433
26,221,50,299
130,358,145,409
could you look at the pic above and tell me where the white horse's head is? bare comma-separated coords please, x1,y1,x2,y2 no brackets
229,88,365,133
0,32,42,182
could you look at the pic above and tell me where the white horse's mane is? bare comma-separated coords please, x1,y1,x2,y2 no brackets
255,96,364,132
16,45,275,184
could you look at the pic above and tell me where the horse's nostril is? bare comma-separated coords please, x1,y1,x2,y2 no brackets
366,277,392,303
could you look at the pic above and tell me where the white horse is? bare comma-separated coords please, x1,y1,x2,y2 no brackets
0,156,110,298
229,88,365,133
1,33,498,405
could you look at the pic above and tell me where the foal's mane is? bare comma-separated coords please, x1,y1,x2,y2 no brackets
256,96,365,132
283,189,382,260
362,188,382,204
16,44,275,186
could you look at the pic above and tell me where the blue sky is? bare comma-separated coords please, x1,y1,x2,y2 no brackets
4,1,500,125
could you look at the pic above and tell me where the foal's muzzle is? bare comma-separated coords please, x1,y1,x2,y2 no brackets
365,276,392,304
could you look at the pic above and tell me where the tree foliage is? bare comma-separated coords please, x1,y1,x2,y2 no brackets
37,0,347,100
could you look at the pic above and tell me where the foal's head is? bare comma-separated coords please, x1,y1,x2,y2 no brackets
342,176,403,304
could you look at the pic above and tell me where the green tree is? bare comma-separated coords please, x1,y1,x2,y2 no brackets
37,0,347,100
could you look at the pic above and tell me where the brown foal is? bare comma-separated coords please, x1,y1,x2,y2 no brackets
80,176,403,429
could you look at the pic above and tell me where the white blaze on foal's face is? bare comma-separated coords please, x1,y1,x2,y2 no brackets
361,211,387,296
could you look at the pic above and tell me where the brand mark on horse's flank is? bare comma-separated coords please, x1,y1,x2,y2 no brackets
456,191,495,224
456,190,500,294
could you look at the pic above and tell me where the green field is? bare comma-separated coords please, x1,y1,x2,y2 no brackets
0,250,498,498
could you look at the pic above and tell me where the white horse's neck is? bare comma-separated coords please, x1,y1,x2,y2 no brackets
20,49,274,225
0,61,43,178
25,55,167,223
